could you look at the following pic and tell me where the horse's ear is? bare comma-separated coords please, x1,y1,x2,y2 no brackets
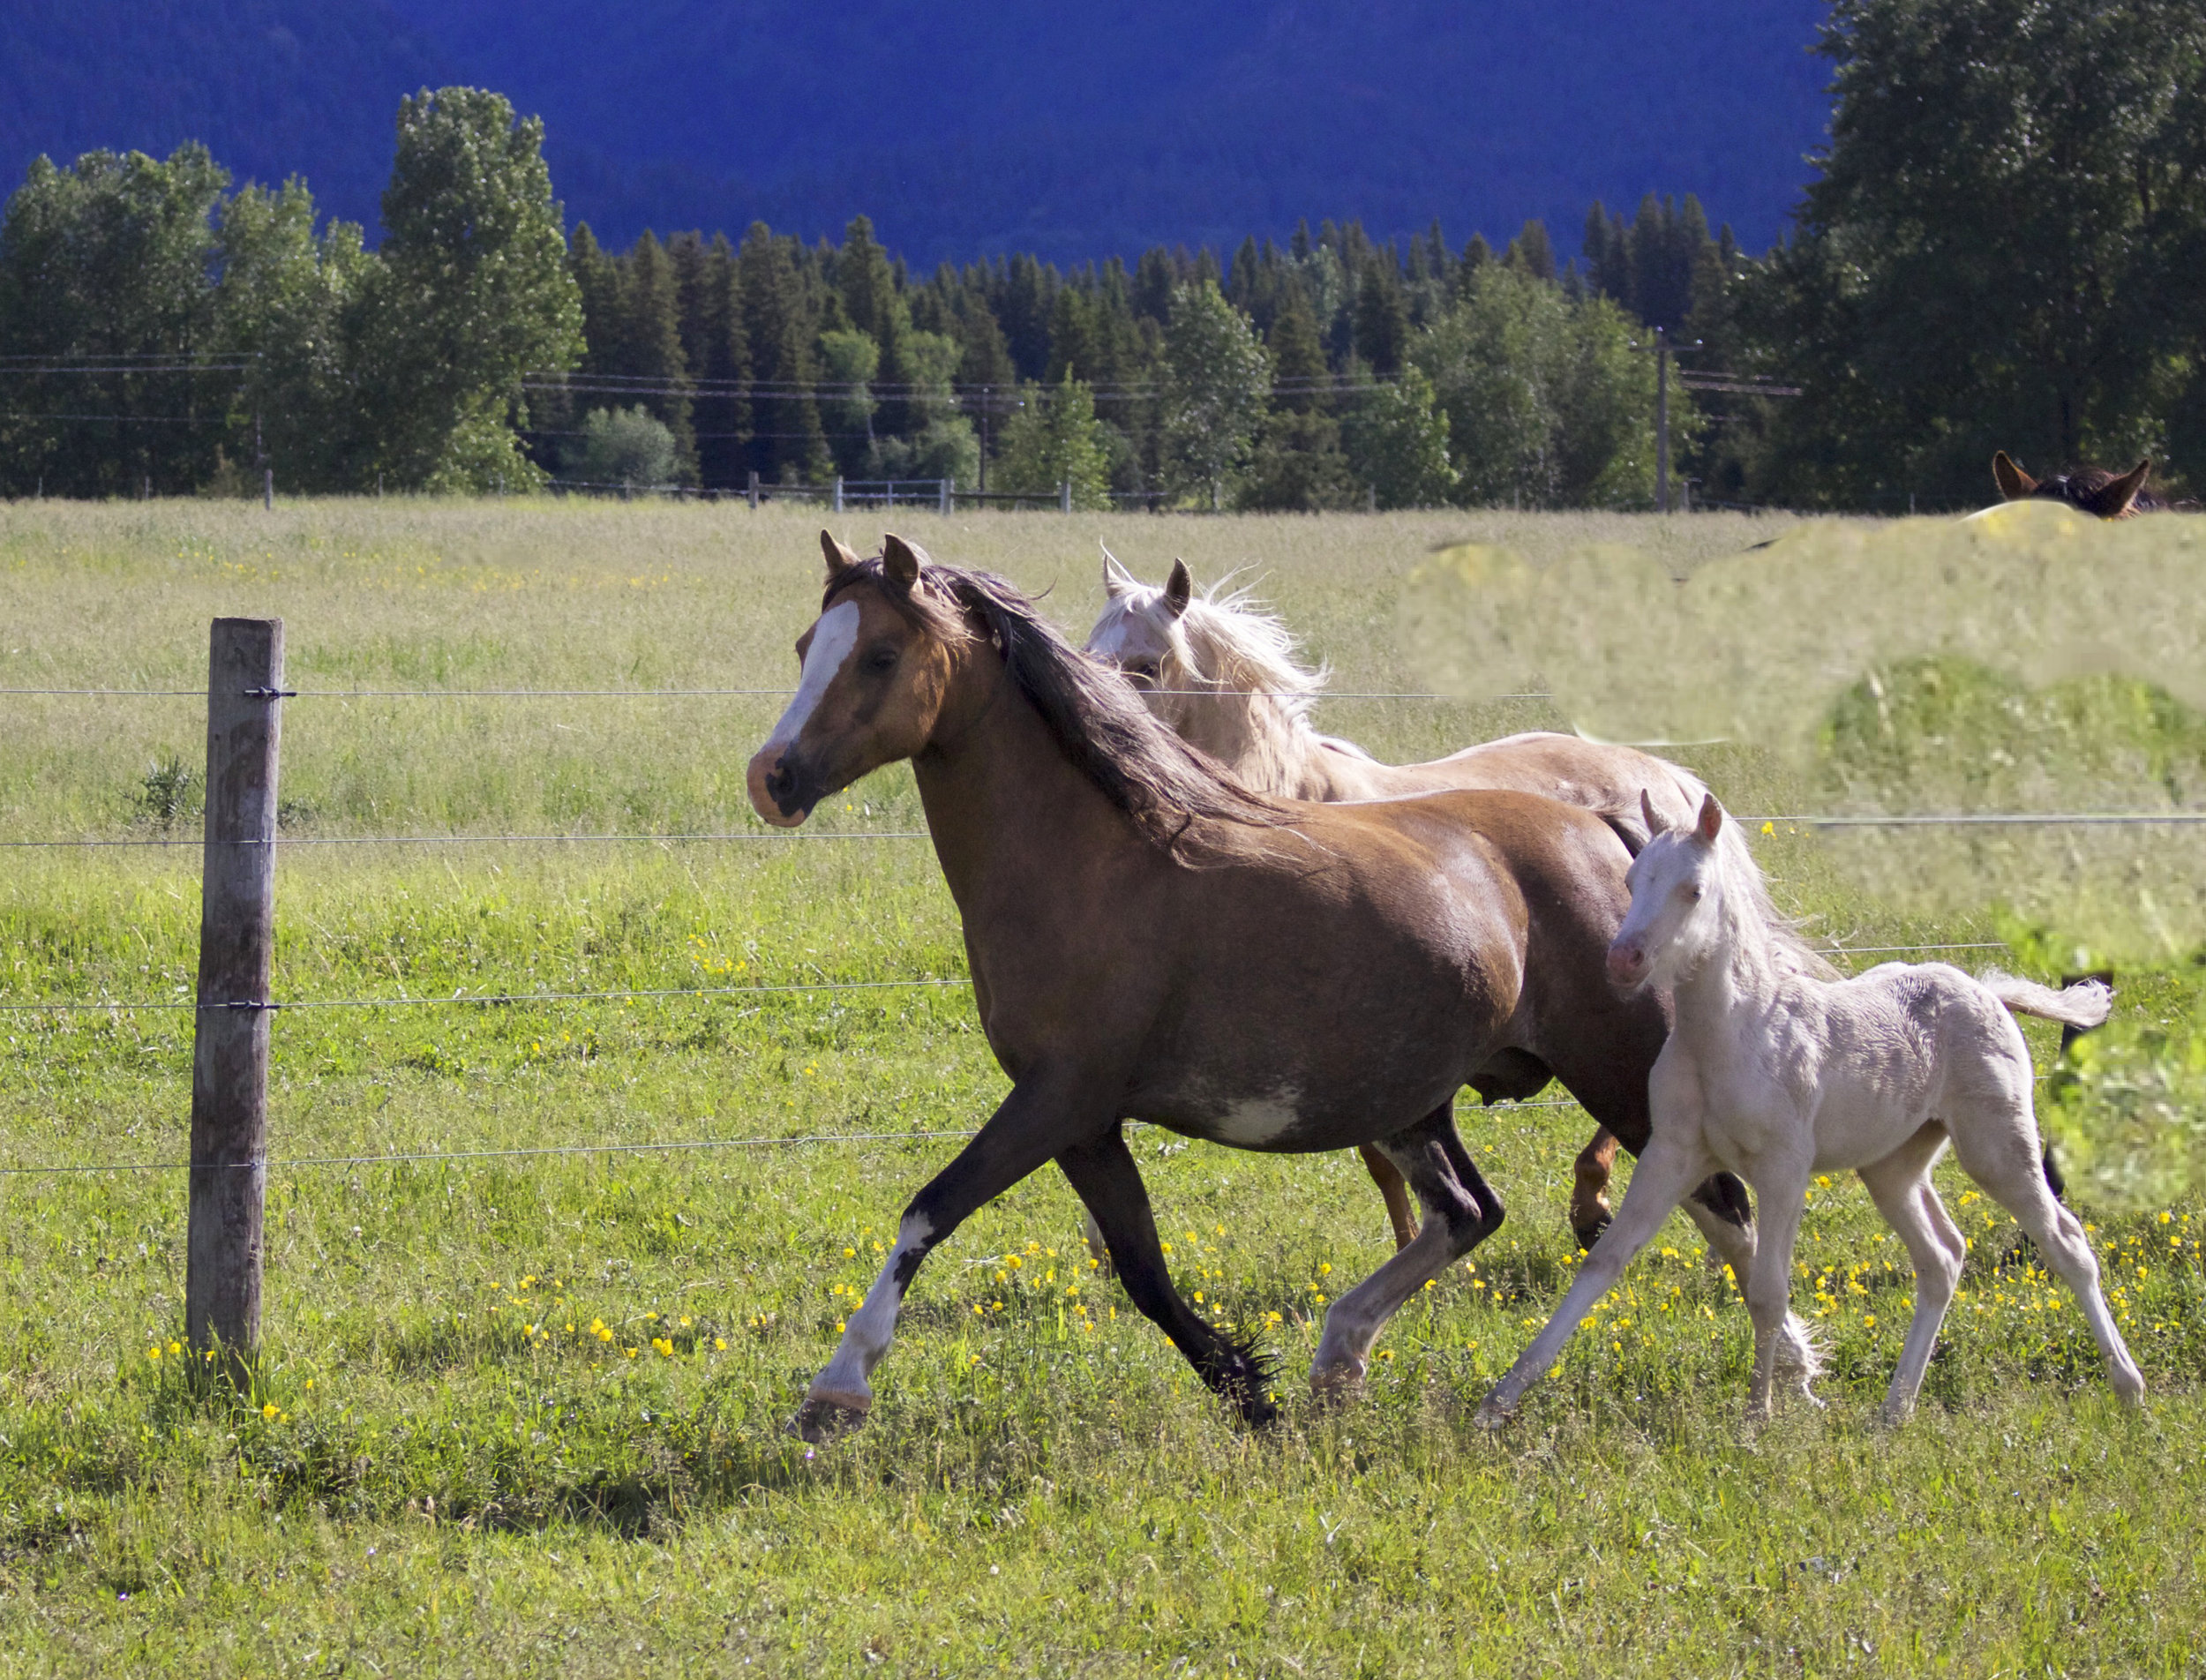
1102,544,1137,599
882,533,930,589
2086,458,2150,520
1992,451,2036,501
1695,793,1724,844
1164,559,1193,619
822,529,860,578
1640,788,1670,836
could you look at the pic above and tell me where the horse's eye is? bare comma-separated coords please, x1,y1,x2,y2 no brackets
1685,886,1704,903
864,647,898,674
1128,660,1159,681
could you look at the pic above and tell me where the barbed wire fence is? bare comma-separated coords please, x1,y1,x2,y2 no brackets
8,619,2190,1364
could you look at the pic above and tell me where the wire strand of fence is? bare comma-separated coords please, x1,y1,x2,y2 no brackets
0,941,2013,1017
0,829,934,850
0,1099,1594,1179
0,977,973,1014
0,685,1551,701
11,809,2202,854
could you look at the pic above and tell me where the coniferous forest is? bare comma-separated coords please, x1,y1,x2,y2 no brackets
3,0,2203,513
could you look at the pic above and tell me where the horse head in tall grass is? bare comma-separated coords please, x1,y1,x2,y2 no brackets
747,531,1811,1441
1991,451,2157,520
1085,553,1791,1256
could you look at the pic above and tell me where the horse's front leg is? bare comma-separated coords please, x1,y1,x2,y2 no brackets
1312,1104,1505,1400
1742,1157,1812,1422
1058,1125,1278,1425
794,1073,1107,1442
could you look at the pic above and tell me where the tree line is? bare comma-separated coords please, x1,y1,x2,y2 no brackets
4,0,2202,510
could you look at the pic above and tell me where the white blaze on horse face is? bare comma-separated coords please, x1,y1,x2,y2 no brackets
763,599,861,755
810,1211,933,1405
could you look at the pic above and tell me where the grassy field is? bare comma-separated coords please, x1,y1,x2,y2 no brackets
1,499,2202,1676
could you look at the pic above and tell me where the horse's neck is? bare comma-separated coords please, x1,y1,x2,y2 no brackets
1176,691,1334,800
1669,884,1789,1054
913,654,1127,916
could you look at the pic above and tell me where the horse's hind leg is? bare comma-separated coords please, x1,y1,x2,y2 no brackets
1947,1090,2145,1403
1057,1125,1278,1426
1857,1127,1965,1425
1569,1128,1621,1251
1312,1104,1504,1400
1359,1144,1420,1249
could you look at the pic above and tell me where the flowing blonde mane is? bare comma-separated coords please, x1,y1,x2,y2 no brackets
1165,578,1331,723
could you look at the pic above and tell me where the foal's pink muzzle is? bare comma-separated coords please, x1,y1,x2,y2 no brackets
1606,940,1648,989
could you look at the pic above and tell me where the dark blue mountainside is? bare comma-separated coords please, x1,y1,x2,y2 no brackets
3,0,1834,265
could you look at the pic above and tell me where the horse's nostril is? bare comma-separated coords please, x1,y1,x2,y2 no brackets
766,762,796,803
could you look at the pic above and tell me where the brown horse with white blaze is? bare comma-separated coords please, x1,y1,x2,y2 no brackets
747,532,1805,1440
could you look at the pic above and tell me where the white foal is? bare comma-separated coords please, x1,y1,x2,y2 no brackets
1481,792,2143,1428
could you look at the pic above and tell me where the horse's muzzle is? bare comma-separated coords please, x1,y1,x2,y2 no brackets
1606,941,1648,990
746,745,814,828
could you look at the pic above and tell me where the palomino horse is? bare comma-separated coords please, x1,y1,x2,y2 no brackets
1480,793,2142,1428
1991,451,2158,519
747,533,1810,1439
1085,553,1791,1253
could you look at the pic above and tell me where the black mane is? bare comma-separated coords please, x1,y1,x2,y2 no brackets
827,557,1289,856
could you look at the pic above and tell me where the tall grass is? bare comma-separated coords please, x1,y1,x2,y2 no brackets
0,499,2200,1676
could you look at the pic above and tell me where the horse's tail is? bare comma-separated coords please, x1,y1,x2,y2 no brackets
1978,970,2112,1031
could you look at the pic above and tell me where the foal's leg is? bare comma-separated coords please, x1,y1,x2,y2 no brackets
1359,1144,1421,1249
1058,1125,1279,1425
1311,1106,1504,1399
1947,1092,2146,1403
1856,1127,1965,1425
1740,1152,1817,1421
1478,1128,1710,1424
795,1076,1107,1441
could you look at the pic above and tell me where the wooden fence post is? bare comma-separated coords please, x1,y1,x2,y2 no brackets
1059,479,1072,514
747,469,760,511
184,618,285,1381
938,477,951,516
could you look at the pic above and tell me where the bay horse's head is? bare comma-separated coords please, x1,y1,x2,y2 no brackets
1992,451,2153,520
746,531,967,827
1608,791,1728,994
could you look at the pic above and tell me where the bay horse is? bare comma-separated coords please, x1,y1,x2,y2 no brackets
1085,552,1794,1253
1479,792,2142,1429
1991,451,2158,519
748,532,1808,1440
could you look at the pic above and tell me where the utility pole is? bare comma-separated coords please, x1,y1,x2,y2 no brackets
1633,326,1701,514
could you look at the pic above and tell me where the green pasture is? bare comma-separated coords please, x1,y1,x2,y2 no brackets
0,500,2202,1676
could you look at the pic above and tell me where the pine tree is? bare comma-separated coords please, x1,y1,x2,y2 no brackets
737,221,828,483
613,231,696,481
669,231,752,491
1502,220,1557,282
1352,256,1410,375
1266,287,1331,414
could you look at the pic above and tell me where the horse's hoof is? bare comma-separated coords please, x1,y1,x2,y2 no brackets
1309,1358,1366,1406
1472,1399,1512,1432
789,1391,870,1444
1873,1400,1912,1430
